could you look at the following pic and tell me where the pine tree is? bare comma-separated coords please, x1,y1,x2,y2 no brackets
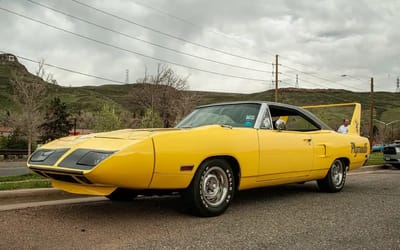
40,97,73,142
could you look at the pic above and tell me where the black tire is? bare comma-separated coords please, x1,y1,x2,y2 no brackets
182,159,235,217
317,159,347,193
106,188,138,201
393,164,400,170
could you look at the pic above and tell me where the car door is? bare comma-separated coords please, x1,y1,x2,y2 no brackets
257,130,314,182
256,104,317,183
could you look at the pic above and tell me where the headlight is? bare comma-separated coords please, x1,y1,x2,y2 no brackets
30,150,55,162
29,148,70,165
58,149,116,170
77,151,114,166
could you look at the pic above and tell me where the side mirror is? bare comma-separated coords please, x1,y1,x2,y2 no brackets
274,119,286,130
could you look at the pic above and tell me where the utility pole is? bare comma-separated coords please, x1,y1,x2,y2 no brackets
275,54,279,102
125,69,129,84
295,74,299,88
369,77,374,143
396,77,399,93
271,63,274,89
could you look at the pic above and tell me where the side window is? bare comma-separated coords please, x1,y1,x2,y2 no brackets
286,115,319,131
269,105,320,132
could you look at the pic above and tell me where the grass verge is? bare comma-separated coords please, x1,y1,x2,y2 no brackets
0,173,51,190
366,152,384,165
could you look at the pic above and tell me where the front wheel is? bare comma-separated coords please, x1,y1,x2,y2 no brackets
182,159,235,217
317,159,347,192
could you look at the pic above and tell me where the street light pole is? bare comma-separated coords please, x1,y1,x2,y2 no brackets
373,119,400,143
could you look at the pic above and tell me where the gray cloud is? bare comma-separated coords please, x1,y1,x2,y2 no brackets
0,0,398,93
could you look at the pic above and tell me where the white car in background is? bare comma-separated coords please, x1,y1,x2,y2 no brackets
383,141,400,169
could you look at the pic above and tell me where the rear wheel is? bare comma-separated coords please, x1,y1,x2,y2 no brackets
182,159,235,217
393,164,400,170
317,159,347,192
106,188,138,201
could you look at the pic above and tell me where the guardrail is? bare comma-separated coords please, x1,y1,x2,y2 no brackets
0,149,29,159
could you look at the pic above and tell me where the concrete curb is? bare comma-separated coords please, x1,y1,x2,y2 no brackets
352,164,386,172
0,188,63,199
0,187,94,202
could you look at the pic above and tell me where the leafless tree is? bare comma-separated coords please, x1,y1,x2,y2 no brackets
131,64,198,127
119,111,141,128
10,64,47,155
77,111,96,129
36,59,57,85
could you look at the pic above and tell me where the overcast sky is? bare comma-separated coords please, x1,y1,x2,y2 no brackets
0,0,399,93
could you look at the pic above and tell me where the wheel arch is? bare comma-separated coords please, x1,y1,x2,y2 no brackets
196,155,241,191
337,157,350,170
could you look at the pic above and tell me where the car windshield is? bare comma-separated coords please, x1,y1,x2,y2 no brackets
176,103,261,128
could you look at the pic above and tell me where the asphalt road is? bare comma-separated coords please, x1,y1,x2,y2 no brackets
0,169,399,249
0,161,31,176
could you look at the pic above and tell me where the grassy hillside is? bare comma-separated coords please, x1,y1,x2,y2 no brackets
1,57,399,129
0,60,128,115
47,84,127,114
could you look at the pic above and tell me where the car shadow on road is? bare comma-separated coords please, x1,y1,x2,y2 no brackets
47,182,322,219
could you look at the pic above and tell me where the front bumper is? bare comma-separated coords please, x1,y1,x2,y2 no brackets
29,165,92,185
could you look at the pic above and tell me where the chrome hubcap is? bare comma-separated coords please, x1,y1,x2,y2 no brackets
331,161,344,186
201,166,229,207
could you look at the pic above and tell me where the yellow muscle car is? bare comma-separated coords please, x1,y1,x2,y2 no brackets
28,101,370,217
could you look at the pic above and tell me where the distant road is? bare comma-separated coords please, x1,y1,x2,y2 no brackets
0,161,31,176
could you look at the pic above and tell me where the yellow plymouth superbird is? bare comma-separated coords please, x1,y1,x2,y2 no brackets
28,101,370,217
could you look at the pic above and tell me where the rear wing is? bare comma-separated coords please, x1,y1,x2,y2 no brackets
302,103,362,135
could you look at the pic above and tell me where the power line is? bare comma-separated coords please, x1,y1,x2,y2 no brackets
2,51,392,110
70,0,271,65
280,72,363,92
3,50,272,93
27,0,270,74
278,81,363,103
279,55,330,75
281,64,366,91
279,73,394,110
0,6,268,82
0,51,126,84
71,0,383,94
280,72,332,89
281,69,366,92
130,0,249,43
131,0,205,31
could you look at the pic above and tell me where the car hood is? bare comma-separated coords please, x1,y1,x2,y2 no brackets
92,128,181,140
38,128,182,151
